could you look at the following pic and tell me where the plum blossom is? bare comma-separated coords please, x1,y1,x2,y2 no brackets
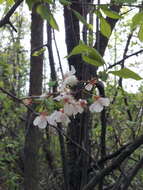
85,79,97,91
33,112,49,129
54,93,86,116
62,66,78,88
73,99,87,114
47,110,70,126
89,96,110,113
23,98,32,105
54,93,76,116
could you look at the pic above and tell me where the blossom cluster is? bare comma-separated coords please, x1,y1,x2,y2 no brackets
32,66,110,129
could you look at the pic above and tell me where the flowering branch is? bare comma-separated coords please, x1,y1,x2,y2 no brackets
0,87,36,114
32,66,110,129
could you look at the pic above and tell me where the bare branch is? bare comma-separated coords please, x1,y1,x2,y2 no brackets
51,125,98,165
83,134,143,190
0,0,23,31
0,87,36,114
108,49,143,69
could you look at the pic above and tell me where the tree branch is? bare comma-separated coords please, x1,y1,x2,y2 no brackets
0,0,23,31
111,156,143,190
51,125,98,165
94,1,122,56
83,134,143,190
0,87,36,114
108,49,143,69
97,143,130,166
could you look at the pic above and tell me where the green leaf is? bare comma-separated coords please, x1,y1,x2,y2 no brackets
26,0,36,10
0,0,5,4
72,10,87,25
84,48,105,66
109,68,142,80
43,0,53,3
59,0,71,6
94,9,102,17
0,81,4,87
101,7,122,19
131,12,143,30
32,48,46,56
82,55,103,66
47,81,57,87
72,10,93,30
138,24,143,41
100,17,111,38
7,0,14,5
68,44,105,66
98,71,108,81
68,44,90,57
37,5,59,30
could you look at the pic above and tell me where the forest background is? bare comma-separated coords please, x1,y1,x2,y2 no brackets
0,0,143,190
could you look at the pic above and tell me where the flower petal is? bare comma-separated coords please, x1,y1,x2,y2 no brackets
47,113,57,126
89,102,103,112
33,116,41,126
85,84,93,91
70,65,76,75
99,98,110,106
38,119,47,129
64,103,74,116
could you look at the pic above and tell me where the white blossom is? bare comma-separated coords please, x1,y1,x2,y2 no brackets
54,93,74,103
33,112,49,129
54,94,87,116
85,83,93,91
85,79,97,91
47,110,70,126
64,103,76,116
62,66,78,88
73,99,87,115
89,97,110,113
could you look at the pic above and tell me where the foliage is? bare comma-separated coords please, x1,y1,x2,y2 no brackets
0,0,143,189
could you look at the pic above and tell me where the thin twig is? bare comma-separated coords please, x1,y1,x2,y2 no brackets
108,49,143,69
53,29,64,79
51,125,98,165
0,87,36,114
69,1,143,8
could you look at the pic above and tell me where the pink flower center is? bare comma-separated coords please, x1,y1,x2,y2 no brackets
93,96,101,101
63,97,70,103
89,79,97,85
40,112,48,117
60,109,64,113
80,100,87,107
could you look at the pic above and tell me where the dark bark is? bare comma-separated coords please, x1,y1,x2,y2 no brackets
64,2,83,190
64,0,82,79
63,1,122,190
83,134,143,190
94,2,121,57
64,1,122,190
46,5,57,92
111,156,143,190
29,7,43,96
24,5,43,190
57,124,70,190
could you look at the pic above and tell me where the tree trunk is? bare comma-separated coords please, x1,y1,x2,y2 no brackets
24,5,43,190
64,1,121,189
